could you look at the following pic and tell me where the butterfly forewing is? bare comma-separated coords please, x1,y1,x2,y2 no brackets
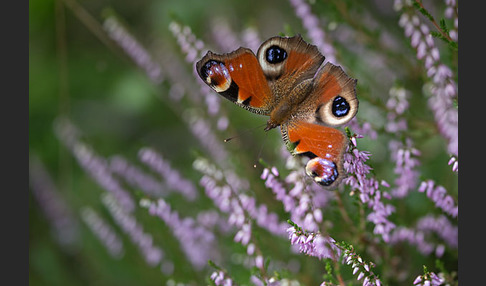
196,48,275,115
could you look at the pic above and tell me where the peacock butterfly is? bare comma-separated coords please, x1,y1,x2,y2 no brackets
196,35,358,188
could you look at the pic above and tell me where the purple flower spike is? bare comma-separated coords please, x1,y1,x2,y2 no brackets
138,147,198,200
344,140,395,242
102,194,164,267
418,180,458,218
140,197,217,270
103,17,163,84
396,1,458,156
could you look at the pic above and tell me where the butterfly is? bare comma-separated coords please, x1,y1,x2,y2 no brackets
196,35,358,188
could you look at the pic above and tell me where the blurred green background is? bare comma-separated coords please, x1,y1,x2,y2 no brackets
29,0,457,285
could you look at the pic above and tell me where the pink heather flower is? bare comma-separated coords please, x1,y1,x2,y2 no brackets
194,157,288,272
447,156,458,172
262,160,331,233
388,139,421,198
341,244,382,286
386,86,411,133
413,270,445,286
234,223,252,245
255,255,264,269
343,142,395,242
247,243,255,255
286,226,340,260
210,271,234,286
346,118,377,140
396,1,458,156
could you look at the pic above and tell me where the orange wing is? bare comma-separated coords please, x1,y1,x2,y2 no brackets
281,120,348,187
196,48,275,115
307,62,358,127
256,35,325,98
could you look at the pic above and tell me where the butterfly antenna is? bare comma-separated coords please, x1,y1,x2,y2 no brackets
223,123,266,143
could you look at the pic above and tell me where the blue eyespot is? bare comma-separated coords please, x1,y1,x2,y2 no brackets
265,46,287,64
332,96,350,117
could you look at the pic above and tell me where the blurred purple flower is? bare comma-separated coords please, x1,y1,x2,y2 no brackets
396,2,458,157
29,155,79,250
108,155,168,198
54,118,135,212
80,207,124,258
389,139,421,198
241,27,262,52
389,227,436,256
103,16,163,84
416,215,457,249
169,21,222,116
185,112,230,164
210,18,242,52
385,86,410,134
389,214,456,258
418,180,458,218
346,118,378,141
140,198,218,270
196,209,232,234
289,0,337,64
137,147,198,200
102,194,165,268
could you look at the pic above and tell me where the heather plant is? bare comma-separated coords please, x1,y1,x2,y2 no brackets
29,0,457,285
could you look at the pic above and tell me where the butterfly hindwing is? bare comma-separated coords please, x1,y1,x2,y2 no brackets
282,120,348,187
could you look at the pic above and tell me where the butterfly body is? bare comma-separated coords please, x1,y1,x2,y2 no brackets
196,35,358,188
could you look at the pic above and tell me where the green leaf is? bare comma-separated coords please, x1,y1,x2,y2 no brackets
430,31,449,44
413,1,435,22
439,18,450,35
448,41,458,51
